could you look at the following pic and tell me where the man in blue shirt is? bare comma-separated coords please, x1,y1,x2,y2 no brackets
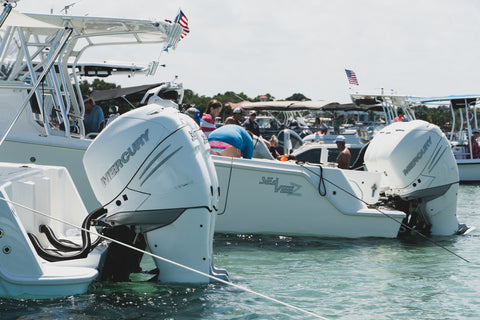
208,124,254,159
83,97,105,134
242,111,260,136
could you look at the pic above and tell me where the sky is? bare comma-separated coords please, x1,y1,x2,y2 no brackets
13,0,480,103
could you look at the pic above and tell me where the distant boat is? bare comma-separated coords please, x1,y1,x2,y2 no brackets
410,95,480,182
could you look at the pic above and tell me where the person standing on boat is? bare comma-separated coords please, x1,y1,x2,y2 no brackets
242,111,261,136
468,128,480,159
224,107,243,125
394,110,405,122
335,135,351,169
208,124,254,159
201,99,222,137
83,97,105,134
333,114,344,134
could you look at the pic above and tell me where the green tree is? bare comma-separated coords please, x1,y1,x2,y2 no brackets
80,79,119,97
285,93,310,101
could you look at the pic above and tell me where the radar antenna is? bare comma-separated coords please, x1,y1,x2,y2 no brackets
60,0,81,14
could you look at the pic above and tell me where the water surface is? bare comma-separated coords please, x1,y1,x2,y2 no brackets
2,185,480,319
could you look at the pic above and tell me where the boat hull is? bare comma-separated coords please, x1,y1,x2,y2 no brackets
457,159,480,182
0,163,104,298
213,156,406,238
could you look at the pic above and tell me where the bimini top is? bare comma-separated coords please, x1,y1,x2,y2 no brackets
241,100,342,111
240,100,381,112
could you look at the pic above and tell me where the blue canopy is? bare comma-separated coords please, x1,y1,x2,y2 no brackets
410,94,480,103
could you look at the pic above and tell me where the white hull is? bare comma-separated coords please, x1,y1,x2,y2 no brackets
457,159,480,182
0,163,105,298
213,156,406,238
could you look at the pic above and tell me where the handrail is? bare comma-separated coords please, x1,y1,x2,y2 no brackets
0,27,73,148
48,30,71,136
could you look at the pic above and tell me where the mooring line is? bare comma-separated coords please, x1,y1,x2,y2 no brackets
0,195,330,320
298,162,471,263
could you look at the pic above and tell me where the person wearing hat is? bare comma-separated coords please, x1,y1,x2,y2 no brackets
469,128,480,159
242,110,260,136
335,135,351,169
83,96,105,134
186,107,202,125
224,107,243,125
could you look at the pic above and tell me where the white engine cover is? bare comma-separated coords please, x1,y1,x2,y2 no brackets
364,120,458,200
83,104,218,213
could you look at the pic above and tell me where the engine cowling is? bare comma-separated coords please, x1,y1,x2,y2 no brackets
364,120,460,235
84,103,218,217
364,120,457,199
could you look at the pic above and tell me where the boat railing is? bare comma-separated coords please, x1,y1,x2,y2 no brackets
0,12,178,140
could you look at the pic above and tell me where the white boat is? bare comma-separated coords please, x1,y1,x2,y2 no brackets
0,103,226,298
409,95,480,182
214,119,467,238
350,93,480,182
0,7,227,299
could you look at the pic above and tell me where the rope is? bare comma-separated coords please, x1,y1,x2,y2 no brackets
216,156,234,215
0,195,330,320
297,161,471,264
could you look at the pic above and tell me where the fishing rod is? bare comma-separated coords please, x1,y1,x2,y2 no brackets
0,195,331,320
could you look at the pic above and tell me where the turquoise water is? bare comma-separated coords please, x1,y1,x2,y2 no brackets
2,185,480,319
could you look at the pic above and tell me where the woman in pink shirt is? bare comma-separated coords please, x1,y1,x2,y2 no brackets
201,99,223,137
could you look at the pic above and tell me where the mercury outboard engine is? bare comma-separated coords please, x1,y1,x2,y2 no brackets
364,120,465,235
277,129,303,154
83,103,226,283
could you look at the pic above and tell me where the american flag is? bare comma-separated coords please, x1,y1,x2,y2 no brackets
174,10,189,40
345,69,359,86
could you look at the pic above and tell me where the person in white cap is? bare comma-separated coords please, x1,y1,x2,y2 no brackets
335,135,351,169
224,107,243,125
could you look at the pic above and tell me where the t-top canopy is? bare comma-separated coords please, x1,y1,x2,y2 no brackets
24,13,171,42
1,9,62,31
410,95,480,109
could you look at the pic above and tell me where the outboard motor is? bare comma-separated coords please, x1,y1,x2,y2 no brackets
364,120,463,235
277,129,303,154
83,103,226,283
